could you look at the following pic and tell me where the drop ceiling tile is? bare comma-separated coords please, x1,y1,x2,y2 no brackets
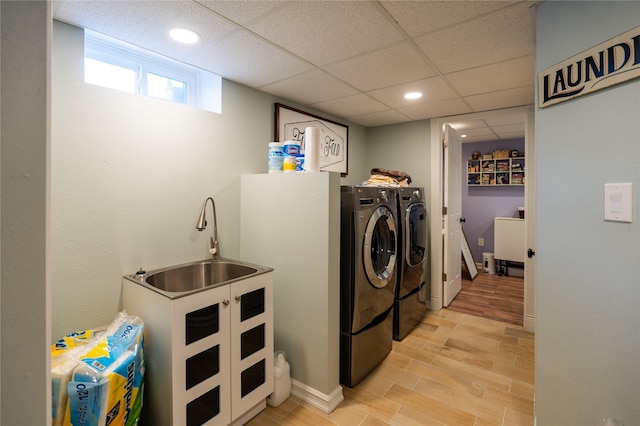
449,118,492,133
485,114,526,127
399,98,472,121
465,86,535,112
458,127,497,141
192,30,313,87
498,131,526,140
54,1,238,62
347,109,412,128
451,115,525,143
414,2,534,73
261,69,359,105
381,1,517,37
245,1,403,65
324,41,436,91
367,76,458,109
196,0,287,25
445,56,534,96
491,123,525,135
311,94,388,118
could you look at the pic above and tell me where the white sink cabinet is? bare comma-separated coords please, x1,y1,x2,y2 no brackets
122,271,273,426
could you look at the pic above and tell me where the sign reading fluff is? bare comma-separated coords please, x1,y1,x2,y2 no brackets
275,103,349,175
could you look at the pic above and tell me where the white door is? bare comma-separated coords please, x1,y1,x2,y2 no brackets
443,125,462,306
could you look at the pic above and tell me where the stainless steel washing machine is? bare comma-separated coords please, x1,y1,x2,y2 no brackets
340,185,398,387
394,187,429,341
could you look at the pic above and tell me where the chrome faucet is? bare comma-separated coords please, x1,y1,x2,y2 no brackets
195,197,219,258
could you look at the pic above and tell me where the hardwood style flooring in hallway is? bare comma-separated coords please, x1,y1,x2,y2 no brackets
448,270,525,326
247,308,534,426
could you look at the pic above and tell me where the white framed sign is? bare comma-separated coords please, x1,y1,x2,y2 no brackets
275,103,348,176
539,25,640,108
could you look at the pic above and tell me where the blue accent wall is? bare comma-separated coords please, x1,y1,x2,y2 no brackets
535,2,640,424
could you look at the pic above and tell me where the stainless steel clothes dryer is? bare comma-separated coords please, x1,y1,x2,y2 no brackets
340,185,398,387
394,187,429,341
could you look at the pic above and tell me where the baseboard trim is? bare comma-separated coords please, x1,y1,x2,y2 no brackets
290,379,344,413
427,294,442,311
524,314,536,333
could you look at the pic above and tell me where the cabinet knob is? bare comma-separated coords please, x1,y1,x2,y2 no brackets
235,295,242,303
223,299,230,307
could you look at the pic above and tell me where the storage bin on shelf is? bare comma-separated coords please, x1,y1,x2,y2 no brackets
493,149,510,159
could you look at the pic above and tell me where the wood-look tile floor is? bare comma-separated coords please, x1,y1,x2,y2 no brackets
248,309,534,426
448,270,525,326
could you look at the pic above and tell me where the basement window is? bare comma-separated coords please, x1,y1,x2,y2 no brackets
84,29,221,114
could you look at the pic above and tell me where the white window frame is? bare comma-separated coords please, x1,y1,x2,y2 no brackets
84,29,221,114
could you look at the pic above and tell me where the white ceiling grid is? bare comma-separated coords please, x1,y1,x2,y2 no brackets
53,0,537,141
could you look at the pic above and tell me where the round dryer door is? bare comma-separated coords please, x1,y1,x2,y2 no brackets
363,206,397,288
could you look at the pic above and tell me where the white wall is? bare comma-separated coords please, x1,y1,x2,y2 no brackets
535,2,640,424
1,2,51,424
50,21,366,340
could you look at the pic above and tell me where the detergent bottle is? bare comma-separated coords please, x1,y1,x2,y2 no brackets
267,351,291,407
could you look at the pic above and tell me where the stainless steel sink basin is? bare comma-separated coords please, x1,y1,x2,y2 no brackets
124,258,272,299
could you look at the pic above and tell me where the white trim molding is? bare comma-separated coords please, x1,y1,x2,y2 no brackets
430,106,536,335
290,379,344,414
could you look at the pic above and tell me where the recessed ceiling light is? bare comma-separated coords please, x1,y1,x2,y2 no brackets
169,28,200,44
404,92,423,100
461,134,467,138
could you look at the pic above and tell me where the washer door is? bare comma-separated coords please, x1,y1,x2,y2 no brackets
406,203,428,267
363,206,397,288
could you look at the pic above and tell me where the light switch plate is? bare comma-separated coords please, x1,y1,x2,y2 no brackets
604,183,632,222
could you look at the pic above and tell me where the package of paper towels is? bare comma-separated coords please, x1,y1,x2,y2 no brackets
51,311,145,426
303,126,321,172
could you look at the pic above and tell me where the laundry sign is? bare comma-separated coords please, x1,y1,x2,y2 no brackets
538,26,640,108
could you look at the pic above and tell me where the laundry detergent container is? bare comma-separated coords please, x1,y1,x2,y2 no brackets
482,252,496,274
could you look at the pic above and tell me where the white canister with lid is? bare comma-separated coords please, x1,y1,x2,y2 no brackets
283,141,301,157
268,142,284,173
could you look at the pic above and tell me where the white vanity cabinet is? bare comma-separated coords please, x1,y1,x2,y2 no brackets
122,272,273,426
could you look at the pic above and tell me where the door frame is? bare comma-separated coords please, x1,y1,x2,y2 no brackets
428,105,536,332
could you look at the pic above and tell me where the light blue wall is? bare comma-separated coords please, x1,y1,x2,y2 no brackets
535,2,640,424
1,2,50,424
365,120,431,190
50,21,369,340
